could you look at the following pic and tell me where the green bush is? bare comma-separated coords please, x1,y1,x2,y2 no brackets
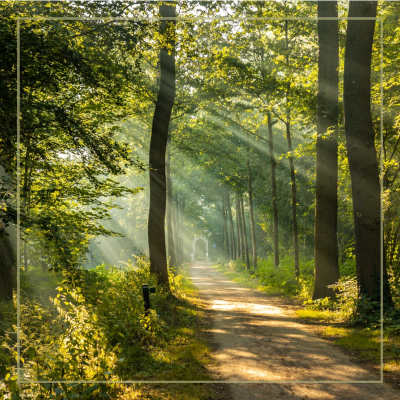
0,255,185,399
257,254,314,298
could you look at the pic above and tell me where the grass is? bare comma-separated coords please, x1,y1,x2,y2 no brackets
213,261,266,292
298,322,400,379
113,265,223,400
296,309,335,322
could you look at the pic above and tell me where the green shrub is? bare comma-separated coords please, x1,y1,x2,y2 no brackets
0,255,188,399
257,254,314,298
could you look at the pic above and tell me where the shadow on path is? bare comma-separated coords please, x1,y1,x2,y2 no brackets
189,262,399,400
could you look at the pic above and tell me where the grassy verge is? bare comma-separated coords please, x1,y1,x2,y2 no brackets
213,262,264,291
297,310,400,383
117,265,219,400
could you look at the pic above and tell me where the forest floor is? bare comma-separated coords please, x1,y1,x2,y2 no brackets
189,262,400,400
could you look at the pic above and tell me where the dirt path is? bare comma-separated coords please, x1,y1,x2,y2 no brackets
189,262,400,400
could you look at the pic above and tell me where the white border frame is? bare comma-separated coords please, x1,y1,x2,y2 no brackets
16,15,384,384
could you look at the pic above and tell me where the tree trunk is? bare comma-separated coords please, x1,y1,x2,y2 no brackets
0,231,15,301
173,193,180,266
313,1,340,300
225,193,232,260
148,3,176,287
235,193,243,260
247,159,257,269
227,193,236,260
166,134,176,271
344,1,393,309
0,163,16,301
284,20,300,279
175,195,182,267
179,198,185,264
22,146,31,272
221,197,225,259
222,194,229,259
240,196,250,270
267,111,280,268
286,118,300,278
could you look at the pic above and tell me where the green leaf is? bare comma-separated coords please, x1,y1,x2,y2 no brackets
83,384,99,395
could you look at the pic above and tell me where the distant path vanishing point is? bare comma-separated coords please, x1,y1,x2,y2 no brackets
189,262,399,400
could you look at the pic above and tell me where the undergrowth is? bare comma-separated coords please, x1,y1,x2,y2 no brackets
0,257,214,400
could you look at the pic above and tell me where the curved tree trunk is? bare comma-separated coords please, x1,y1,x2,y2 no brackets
148,3,176,287
267,111,279,268
313,0,340,300
247,159,257,269
344,1,393,309
240,196,250,270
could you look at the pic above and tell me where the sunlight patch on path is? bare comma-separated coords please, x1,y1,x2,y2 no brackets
189,262,400,400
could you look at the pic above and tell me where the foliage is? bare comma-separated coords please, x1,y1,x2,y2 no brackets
0,0,147,275
257,254,314,297
0,257,214,399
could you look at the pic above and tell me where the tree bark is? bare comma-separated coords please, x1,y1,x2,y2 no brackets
286,118,300,278
222,194,229,259
312,1,340,300
227,193,236,260
267,111,280,268
344,1,393,308
148,3,176,287
0,163,16,301
174,194,182,267
166,134,176,271
235,193,243,260
240,196,250,270
0,230,15,301
221,198,225,259
284,20,300,279
247,159,257,269
179,198,185,264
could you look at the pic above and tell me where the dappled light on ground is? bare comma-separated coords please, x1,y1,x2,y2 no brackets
190,262,400,399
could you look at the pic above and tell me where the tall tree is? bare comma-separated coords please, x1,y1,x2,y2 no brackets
343,1,393,309
240,196,250,270
273,18,300,278
312,1,340,300
179,198,185,264
173,193,181,266
222,194,229,259
166,134,176,270
0,164,15,301
235,193,244,260
247,159,257,268
227,193,236,260
285,108,300,278
267,111,280,268
148,2,176,287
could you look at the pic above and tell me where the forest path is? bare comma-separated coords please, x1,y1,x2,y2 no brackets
189,262,399,400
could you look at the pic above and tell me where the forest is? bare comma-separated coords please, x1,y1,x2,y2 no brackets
1,1,400,399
